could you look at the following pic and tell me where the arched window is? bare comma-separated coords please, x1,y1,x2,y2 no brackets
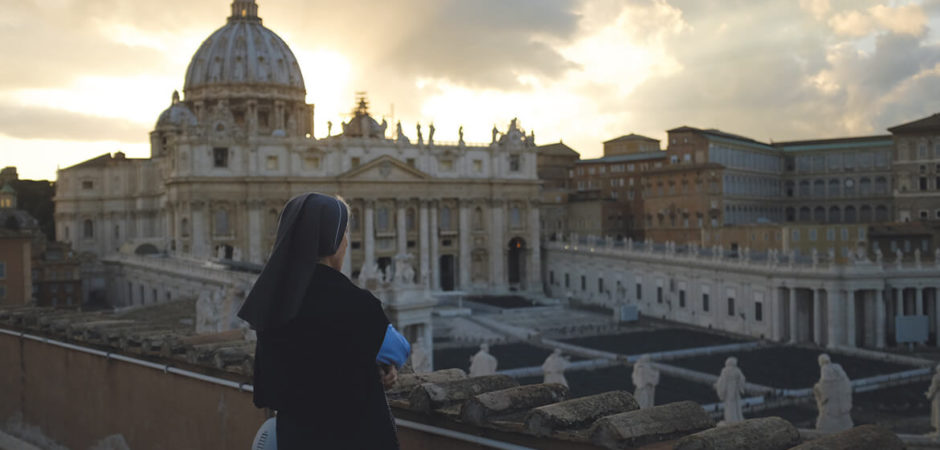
798,207,811,222
828,206,841,223
83,219,94,239
844,206,857,223
472,207,483,230
828,179,840,197
813,179,825,197
785,181,795,197
874,177,888,195
859,177,872,196
875,205,889,222
843,178,856,197
859,205,872,222
799,180,810,197
213,209,230,236
785,207,796,222
813,206,826,223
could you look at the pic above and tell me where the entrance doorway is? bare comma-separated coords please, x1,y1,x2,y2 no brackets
439,255,456,291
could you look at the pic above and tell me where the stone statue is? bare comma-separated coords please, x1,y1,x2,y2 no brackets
327,120,332,137
416,123,423,146
395,121,409,143
915,249,922,267
542,349,569,388
896,248,904,266
714,357,746,424
875,248,883,264
827,248,835,262
925,364,940,435
491,125,498,144
632,355,659,409
814,354,853,433
232,246,242,262
393,253,416,285
469,343,498,377
458,125,464,145
428,123,435,146
811,248,819,266
216,245,226,260
195,290,219,334
410,336,432,374
379,118,388,138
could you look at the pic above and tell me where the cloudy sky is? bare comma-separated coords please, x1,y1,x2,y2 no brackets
3,0,940,180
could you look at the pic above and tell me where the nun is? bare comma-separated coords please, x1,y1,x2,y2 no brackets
239,193,409,449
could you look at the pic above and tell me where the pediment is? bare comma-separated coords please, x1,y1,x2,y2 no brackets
339,155,431,181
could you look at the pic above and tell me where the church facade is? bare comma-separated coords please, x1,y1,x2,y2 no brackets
54,0,542,298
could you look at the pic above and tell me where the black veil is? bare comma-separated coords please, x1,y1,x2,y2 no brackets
237,192,348,331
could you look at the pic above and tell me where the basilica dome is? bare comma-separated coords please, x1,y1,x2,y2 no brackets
183,0,305,101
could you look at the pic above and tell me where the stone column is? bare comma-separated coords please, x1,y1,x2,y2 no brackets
789,287,798,343
813,288,823,346
935,290,940,347
917,287,924,316
875,289,886,348
458,200,471,289
895,287,903,316
191,201,208,259
419,201,430,288
396,201,407,256
430,201,439,290
490,200,505,289
528,201,542,292
364,201,375,269
846,290,856,347
826,288,841,348
247,201,262,263
771,286,783,342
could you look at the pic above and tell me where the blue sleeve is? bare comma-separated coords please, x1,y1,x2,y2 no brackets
376,324,411,368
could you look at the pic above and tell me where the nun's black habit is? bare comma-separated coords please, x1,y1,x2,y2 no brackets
238,193,398,449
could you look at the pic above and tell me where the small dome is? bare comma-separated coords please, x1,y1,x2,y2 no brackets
183,1,305,101
156,91,198,129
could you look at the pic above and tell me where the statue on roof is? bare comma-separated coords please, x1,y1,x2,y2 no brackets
396,121,409,144
428,123,435,146
416,123,423,146
458,125,464,146
491,125,499,144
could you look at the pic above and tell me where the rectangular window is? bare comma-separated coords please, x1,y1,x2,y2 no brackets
549,271,554,285
0,262,5,279
636,283,642,300
755,302,763,321
657,286,663,303
81,180,94,190
440,159,455,172
702,293,710,312
827,229,835,241
473,160,482,173
564,273,570,288
809,229,817,242
265,155,279,170
857,227,866,240
792,230,800,242
921,177,928,191
351,157,361,168
509,155,521,172
303,156,320,170
727,297,735,316
679,290,686,308
581,275,586,291
407,158,416,168
213,147,229,168
598,278,604,293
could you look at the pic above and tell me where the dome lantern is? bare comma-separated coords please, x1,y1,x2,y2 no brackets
229,0,260,23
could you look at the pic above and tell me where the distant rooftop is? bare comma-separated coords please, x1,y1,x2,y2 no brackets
536,141,580,157
773,135,893,152
603,133,660,144
888,112,940,134
576,151,666,165
668,126,773,149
